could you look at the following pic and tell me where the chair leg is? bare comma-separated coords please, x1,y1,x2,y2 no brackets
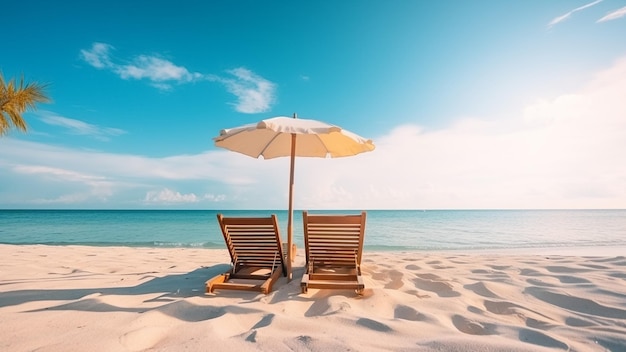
205,273,228,293
260,266,283,294
301,273,310,294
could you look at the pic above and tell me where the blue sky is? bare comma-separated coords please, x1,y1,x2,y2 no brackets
2,0,626,209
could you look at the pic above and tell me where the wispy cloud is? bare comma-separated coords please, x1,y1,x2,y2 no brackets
38,111,126,141
12,165,116,203
80,42,202,91
210,68,276,114
597,5,626,22
14,164,109,184
548,0,603,28
144,188,199,204
143,188,227,204
79,42,277,112
80,42,113,68
114,56,202,84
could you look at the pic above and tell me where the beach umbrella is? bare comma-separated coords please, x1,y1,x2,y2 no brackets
214,113,375,279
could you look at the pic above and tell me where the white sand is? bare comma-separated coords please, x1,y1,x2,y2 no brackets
1,244,625,351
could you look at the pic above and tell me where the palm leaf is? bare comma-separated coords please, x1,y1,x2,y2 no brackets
0,72,50,135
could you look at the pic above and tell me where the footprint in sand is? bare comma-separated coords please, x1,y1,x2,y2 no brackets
520,268,543,276
565,317,595,327
394,304,430,322
471,266,511,279
525,317,555,330
451,315,496,335
305,299,351,317
579,263,609,270
526,278,558,288
405,289,431,298
385,270,404,289
518,328,569,350
553,275,591,284
412,276,460,297
484,300,519,315
367,267,385,280
483,300,553,324
356,317,393,332
416,273,441,280
369,268,404,289
464,282,500,299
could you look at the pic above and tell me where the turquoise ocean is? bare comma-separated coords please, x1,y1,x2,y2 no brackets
1,209,625,252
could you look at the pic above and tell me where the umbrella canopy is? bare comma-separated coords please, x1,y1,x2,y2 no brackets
214,114,375,279
215,116,375,159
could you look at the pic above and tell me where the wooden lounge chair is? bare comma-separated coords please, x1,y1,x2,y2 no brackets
301,211,367,295
206,214,286,294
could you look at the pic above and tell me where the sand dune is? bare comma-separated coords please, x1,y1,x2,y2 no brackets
1,244,625,351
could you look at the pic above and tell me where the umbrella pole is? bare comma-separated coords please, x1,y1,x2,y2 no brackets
287,113,297,281
287,132,296,281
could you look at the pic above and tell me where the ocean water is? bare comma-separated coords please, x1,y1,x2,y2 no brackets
0,209,625,252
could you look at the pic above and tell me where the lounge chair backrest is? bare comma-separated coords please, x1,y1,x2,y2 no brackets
302,211,366,267
217,214,285,273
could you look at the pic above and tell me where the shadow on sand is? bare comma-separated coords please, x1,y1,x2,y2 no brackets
0,264,231,309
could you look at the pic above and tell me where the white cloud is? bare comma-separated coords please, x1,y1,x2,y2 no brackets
597,5,626,22
142,189,226,205
144,188,199,204
13,164,107,182
80,42,202,90
38,112,126,141
11,164,116,203
30,194,92,205
548,0,603,28
80,42,114,69
114,55,202,83
214,67,276,114
204,194,227,202
2,56,626,209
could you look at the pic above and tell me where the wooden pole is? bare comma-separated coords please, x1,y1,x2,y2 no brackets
287,112,297,281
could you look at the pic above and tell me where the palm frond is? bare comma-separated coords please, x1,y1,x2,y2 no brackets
0,72,50,136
